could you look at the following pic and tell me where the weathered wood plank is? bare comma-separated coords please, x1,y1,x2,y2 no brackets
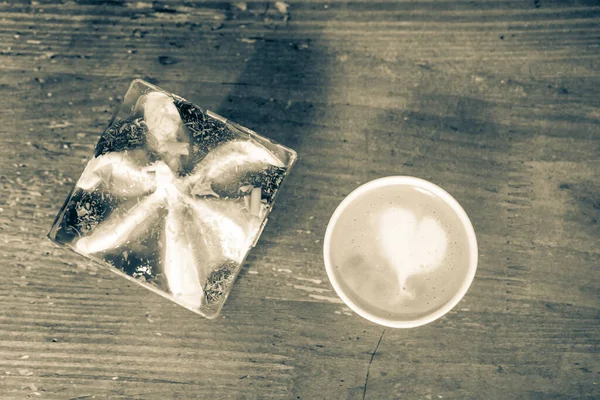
0,0,598,399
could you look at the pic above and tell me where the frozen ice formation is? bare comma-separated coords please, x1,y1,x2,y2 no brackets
77,151,157,196
49,81,296,317
186,139,285,197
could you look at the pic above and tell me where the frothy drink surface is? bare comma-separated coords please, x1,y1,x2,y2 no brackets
329,183,471,321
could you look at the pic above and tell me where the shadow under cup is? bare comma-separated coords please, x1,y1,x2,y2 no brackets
324,176,478,328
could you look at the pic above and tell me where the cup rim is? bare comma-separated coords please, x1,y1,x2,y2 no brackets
323,176,478,328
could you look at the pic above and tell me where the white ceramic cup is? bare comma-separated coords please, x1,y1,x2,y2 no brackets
323,176,478,328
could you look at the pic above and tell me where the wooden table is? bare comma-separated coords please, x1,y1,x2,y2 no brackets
1,1,598,399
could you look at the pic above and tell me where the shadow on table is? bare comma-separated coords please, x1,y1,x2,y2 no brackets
214,35,328,153
212,11,332,252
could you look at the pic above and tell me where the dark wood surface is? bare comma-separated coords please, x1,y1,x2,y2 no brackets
1,1,599,399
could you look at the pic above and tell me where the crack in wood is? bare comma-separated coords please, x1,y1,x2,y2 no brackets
362,329,385,400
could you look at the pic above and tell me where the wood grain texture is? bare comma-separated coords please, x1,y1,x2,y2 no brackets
0,0,599,399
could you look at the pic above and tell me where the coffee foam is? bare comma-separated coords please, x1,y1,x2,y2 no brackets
329,182,471,319
378,207,448,299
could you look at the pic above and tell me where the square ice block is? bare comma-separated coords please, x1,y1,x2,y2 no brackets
48,79,297,318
